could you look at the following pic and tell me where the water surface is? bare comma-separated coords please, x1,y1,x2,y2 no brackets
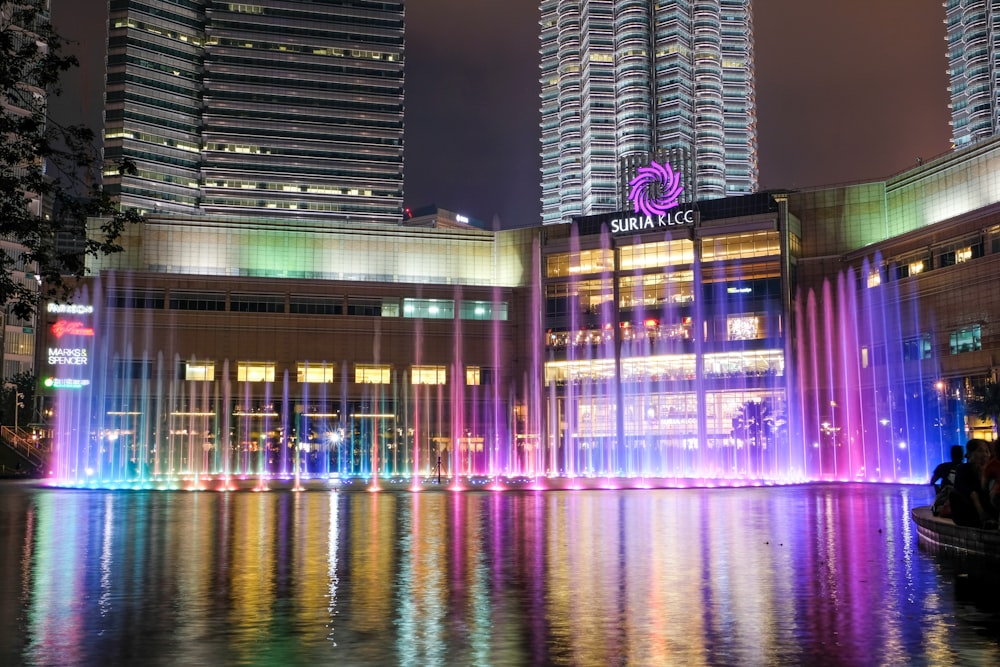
0,482,996,666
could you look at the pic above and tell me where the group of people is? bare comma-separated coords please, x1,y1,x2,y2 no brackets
930,438,1000,529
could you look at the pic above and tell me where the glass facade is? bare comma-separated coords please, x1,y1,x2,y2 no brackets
539,0,757,225
945,0,1000,147
104,0,404,224
541,199,790,476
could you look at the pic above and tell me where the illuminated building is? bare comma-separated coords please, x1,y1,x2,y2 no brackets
102,0,404,223
37,136,1000,487
541,194,790,475
945,0,1000,147
538,0,757,225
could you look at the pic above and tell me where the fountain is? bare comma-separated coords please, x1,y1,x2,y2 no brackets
40,228,950,491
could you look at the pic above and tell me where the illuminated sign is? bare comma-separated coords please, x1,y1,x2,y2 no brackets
47,303,94,315
456,214,469,223
44,377,91,389
610,209,694,234
628,160,684,218
48,347,88,365
51,320,95,338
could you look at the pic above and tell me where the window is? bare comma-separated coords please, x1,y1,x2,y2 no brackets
546,279,614,316
106,289,165,309
355,364,391,384
460,300,508,321
619,272,694,308
347,297,398,317
237,362,275,382
402,298,455,319
937,237,983,267
185,361,215,381
290,296,342,315
866,268,882,288
701,231,780,262
619,238,695,269
411,365,447,385
902,334,932,361
727,315,760,341
297,362,335,383
115,359,153,379
949,325,981,354
230,294,285,313
545,248,613,277
466,366,497,385
170,291,225,311
702,276,780,303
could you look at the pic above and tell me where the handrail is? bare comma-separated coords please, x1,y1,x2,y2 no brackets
0,426,47,469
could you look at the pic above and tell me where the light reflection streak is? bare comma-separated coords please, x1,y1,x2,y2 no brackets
99,495,113,618
327,491,339,647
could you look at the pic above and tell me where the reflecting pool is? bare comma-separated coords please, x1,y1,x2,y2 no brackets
0,482,996,665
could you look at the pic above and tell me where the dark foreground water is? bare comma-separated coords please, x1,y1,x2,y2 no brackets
0,482,997,666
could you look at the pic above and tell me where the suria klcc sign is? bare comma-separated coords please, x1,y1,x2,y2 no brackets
572,159,695,237
610,160,693,234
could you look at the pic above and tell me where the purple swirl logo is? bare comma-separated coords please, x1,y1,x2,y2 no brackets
627,160,684,218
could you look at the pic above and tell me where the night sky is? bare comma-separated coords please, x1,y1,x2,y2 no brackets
52,0,951,229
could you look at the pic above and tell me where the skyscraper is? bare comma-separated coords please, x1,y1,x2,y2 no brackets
538,0,757,225
103,0,404,225
945,0,999,148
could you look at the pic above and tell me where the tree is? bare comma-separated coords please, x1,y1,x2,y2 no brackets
1,1,142,320
968,379,1000,439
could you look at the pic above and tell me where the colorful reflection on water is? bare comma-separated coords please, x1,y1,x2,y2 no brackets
0,483,996,665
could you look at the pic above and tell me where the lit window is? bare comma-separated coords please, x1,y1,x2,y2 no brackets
185,362,215,381
727,316,759,341
402,298,454,319
466,366,481,385
956,247,973,263
297,363,335,383
950,325,981,354
411,365,447,385
866,270,881,288
460,300,508,320
356,364,391,384
237,362,275,382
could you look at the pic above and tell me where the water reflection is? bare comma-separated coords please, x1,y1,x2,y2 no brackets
0,483,996,665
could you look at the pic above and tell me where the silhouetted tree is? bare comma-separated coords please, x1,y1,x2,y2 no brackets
969,379,1000,439
1,1,142,319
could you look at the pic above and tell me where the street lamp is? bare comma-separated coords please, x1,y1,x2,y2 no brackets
4,383,24,432
14,391,23,432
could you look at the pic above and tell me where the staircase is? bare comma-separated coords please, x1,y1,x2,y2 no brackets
0,426,48,476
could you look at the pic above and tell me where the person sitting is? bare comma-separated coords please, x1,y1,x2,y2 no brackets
930,444,964,516
949,439,996,528
981,440,1000,521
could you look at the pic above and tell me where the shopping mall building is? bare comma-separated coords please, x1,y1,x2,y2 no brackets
38,136,1000,485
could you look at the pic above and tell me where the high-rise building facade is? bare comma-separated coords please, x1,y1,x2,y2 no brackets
103,0,404,224
539,0,757,225
945,0,1000,148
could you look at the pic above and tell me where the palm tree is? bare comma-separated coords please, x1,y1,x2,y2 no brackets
968,379,1000,439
